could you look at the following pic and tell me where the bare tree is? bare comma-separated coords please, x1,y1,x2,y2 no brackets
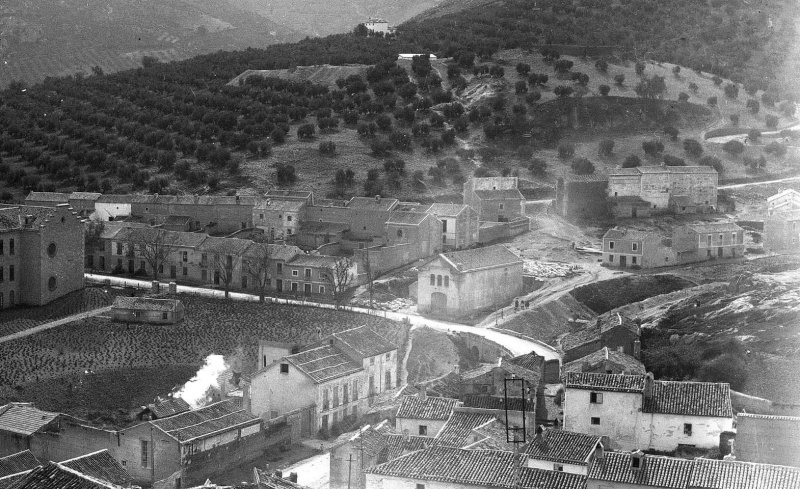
84,219,105,252
211,252,236,298
360,251,379,308
129,228,180,280
243,237,273,302
326,257,354,308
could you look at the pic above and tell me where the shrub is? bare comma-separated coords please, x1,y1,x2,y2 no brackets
664,126,679,141
761,92,775,107
622,155,641,168
515,80,528,94
276,164,297,184
698,354,748,391
635,61,646,76
707,96,718,106
765,141,788,157
663,154,686,166
554,59,574,73
729,113,740,126
599,84,611,97
678,92,689,102
672,65,681,77
375,114,392,131
516,62,531,75
712,75,723,86
780,101,796,117
319,141,336,155
746,99,760,114
558,143,575,159
389,131,412,151
571,157,595,175
642,139,665,156
371,138,392,156
614,74,625,86
722,139,745,157
270,128,286,144
595,59,608,72
724,83,739,99
598,139,614,156
765,114,779,129
526,91,542,104
747,129,761,142
699,155,723,172
688,82,699,93
554,86,574,98
683,139,704,157
529,158,547,176
297,123,315,139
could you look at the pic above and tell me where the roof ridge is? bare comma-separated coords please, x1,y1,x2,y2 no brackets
53,463,122,489
57,449,109,464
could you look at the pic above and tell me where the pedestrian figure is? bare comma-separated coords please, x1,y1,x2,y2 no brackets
526,300,530,309
515,299,519,311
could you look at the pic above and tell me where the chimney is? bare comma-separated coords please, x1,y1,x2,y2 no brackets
643,372,654,399
617,312,622,326
631,450,645,471
289,473,298,483
633,339,641,360
375,195,381,201
403,429,410,442
534,425,545,442
418,384,427,400
453,364,460,375
274,470,283,478
593,442,605,460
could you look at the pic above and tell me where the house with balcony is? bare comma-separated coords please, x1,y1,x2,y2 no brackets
247,326,399,434
764,209,800,254
425,204,478,250
602,228,675,269
671,222,745,263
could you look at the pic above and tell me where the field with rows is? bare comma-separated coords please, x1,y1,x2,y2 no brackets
0,294,409,426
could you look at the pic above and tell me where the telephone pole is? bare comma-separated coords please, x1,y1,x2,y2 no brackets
347,453,354,489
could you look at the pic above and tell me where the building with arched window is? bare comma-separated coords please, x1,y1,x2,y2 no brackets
0,204,84,309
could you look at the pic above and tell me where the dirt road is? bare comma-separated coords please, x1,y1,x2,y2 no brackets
0,306,112,344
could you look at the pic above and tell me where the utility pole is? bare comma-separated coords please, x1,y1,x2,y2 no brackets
504,377,527,489
347,454,354,489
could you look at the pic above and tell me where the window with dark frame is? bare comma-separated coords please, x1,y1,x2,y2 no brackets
684,423,692,436
590,392,603,404
591,417,600,425
280,363,289,374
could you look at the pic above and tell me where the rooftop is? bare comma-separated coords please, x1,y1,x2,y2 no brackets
396,396,462,421
563,347,646,375
149,400,260,444
523,429,601,465
437,245,523,273
255,200,306,212
460,364,496,380
768,189,800,202
284,345,362,384
59,450,132,487
610,166,717,176
426,203,468,216
141,397,191,419
690,458,800,489
604,227,662,241
264,189,314,200
563,372,647,393
461,396,525,412
24,192,70,203
0,451,39,478
434,411,496,447
560,173,610,183
112,297,182,312
588,451,694,488
254,468,311,489
287,254,339,268
332,325,397,358
684,222,743,234
346,196,399,212
473,189,524,200
0,403,60,436
114,227,208,248
382,433,429,462
561,313,639,353
5,462,122,489
642,380,732,418
386,211,431,226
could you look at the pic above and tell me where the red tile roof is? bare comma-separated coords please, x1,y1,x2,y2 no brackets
59,450,131,487
643,381,732,418
589,451,693,488
285,345,362,383
143,397,191,419
689,458,800,489
564,372,646,393
0,404,59,436
396,396,462,420
0,451,39,478
434,411,496,447
332,325,397,358
6,462,120,489
563,347,646,375
523,429,601,465
438,245,523,273
149,400,260,443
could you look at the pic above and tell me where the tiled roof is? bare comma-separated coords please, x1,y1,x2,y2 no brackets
508,352,544,372
689,458,800,489
287,254,339,268
767,189,800,202
434,412,496,447
563,373,646,393
684,222,743,234
563,347,646,375
438,245,523,273
149,400,260,443
589,451,693,488
285,345,362,383
264,189,314,200
112,297,182,312
461,396,525,412
463,419,517,451
561,313,639,352
427,203,468,216
0,472,29,489
560,173,609,183
144,397,191,419
523,429,601,465
114,227,208,248
25,192,70,203
382,434,429,462
499,358,541,385
254,468,311,489
518,467,585,489
332,325,397,358
0,404,59,436
70,192,102,201
608,168,642,176
365,446,524,487
298,221,350,234
460,364,495,380
473,189,524,200
396,396,462,420
6,463,120,489
737,412,800,422
255,200,306,212
345,426,388,457
604,227,661,241
643,381,732,418
347,197,399,211
386,211,430,226
198,236,253,256
637,165,717,174
0,451,39,478
59,450,132,487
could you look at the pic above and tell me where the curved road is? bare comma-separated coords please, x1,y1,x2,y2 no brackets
85,274,561,361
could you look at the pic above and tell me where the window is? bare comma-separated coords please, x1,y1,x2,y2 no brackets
201,270,207,280
591,417,600,425
437,275,442,286
396,229,403,238
333,386,339,407
47,243,57,257
323,388,329,410
444,276,449,287
442,220,448,232
353,380,359,400
117,243,123,255
287,215,292,222
291,282,298,292
590,392,603,404
0,240,3,255
182,251,188,262
684,423,693,436
499,203,504,210
201,253,208,266
304,268,311,279
162,312,168,320
140,440,149,467
632,243,638,252
352,405,358,417
609,254,614,262
48,277,57,291
719,234,723,243
242,276,248,288
430,274,435,285
343,384,349,404
632,257,637,265
319,285,326,295
9,266,14,282
280,363,289,374
416,484,425,489
632,456,641,468
370,357,375,365
292,270,299,277
707,235,712,246
732,232,737,243
554,464,564,472
9,291,13,306
259,214,264,220
276,263,283,275
183,267,188,276
385,370,392,389
609,241,615,250
9,239,13,255
418,425,428,436
0,267,3,282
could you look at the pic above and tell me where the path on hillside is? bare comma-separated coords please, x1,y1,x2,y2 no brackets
85,274,561,361
0,306,112,344
720,174,800,189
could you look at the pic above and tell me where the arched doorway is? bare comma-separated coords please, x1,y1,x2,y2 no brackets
431,292,447,313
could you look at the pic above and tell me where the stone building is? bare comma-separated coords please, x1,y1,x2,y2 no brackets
462,177,525,222
111,297,185,324
767,189,800,215
0,449,41,487
364,18,390,34
607,166,718,218
671,222,745,262
253,199,307,241
425,203,478,250
417,245,523,315
602,228,674,269
554,174,609,219
247,326,399,434
735,413,800,467
764,209,800,253
0,204,84,309
395,393,462,438
524,428,604,475
561,313,640,363
563,373,733,451
562,347,646,376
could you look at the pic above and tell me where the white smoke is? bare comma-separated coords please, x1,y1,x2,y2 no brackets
174,354,228,408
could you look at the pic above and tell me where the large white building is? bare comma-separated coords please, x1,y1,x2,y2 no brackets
563,373,733,452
